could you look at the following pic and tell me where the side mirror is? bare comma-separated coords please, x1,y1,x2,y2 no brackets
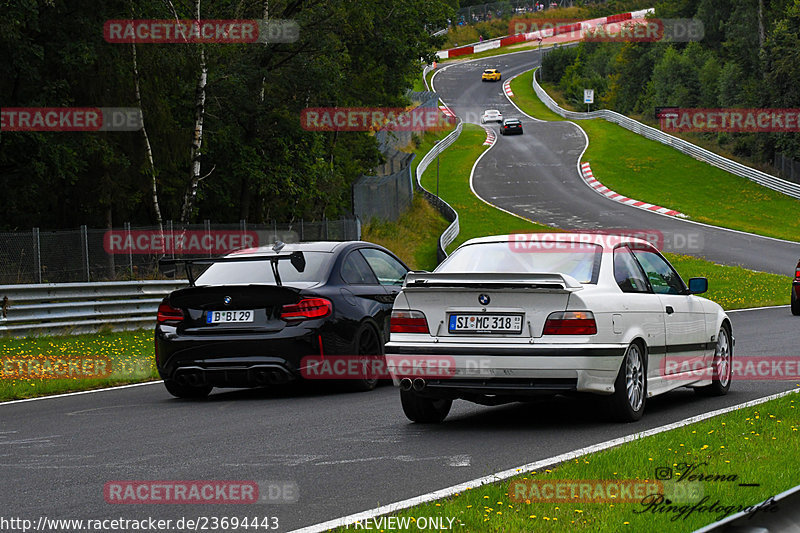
688,277,708,294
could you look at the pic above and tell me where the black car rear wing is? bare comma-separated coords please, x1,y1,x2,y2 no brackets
159,251,305,287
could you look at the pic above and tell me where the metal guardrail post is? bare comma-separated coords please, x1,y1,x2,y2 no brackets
33,227,41,284
124,222,133,275
81,225,90,282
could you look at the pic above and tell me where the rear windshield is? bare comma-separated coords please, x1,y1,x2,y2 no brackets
195,252,332,285
436,242,602,284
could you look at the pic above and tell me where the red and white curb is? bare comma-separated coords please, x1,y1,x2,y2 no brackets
580,162,687,218
503,79,514,98
482,126,496,146
439,105,456,118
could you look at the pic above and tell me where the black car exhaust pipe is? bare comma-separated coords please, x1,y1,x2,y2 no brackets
412,378,426,391
185,372,202,387
399,378,413,392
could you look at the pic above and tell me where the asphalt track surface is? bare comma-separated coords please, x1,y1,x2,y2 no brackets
432,49,800,275
2,52,800,533
1,308,797,531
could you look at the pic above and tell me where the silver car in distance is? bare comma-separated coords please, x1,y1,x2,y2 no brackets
386,234,733,423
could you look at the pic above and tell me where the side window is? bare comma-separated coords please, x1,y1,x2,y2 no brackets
613,246,650,293
340,251,379,285
632,249,686,295
360,249,408,286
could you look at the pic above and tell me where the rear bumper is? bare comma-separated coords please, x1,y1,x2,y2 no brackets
385,341,626,395
155,323,339,388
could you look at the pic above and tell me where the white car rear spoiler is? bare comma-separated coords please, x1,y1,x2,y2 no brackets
403,272,584,292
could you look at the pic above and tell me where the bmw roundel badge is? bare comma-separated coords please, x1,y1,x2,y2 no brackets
478,294,490,305
223,296,232,305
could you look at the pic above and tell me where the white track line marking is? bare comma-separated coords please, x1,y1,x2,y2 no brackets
727,304,790,312
0,380,161,406
289,387,800,533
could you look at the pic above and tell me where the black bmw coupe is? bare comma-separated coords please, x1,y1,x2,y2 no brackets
155,241,409,398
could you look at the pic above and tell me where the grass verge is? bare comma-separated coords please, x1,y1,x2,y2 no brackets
362,196,448,271
510,69,800,243
332,392,800,532
0,330,156,402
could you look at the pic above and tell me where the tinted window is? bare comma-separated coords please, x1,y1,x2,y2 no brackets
437,241,602,284
360,248,408,286
632,249,686,295
613,246,650,293
196,252,331,285
340,251,379,285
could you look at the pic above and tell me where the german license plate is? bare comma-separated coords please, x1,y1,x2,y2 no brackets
448,314,523,334
207,310,254,324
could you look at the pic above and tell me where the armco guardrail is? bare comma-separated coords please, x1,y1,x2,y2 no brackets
0,280,188,337
414,116,464,262
532,71,800,200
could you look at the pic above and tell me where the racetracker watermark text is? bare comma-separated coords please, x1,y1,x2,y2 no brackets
659,108,800,132
104,19,299,43
300,108,455,132
508,230,703,253
103,230,257,255
1,108,142,132
0,356,112,380
661,356,800,380
508,18,704,42
104,480,298,504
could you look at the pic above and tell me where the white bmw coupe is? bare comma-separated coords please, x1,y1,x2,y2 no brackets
386,234,733,423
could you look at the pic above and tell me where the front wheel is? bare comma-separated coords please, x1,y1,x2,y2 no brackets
400,390,452,423
606,342,646,422
696,325,732,396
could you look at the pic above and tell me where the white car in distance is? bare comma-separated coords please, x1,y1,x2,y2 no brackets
480,109,503,124
386,234,733,424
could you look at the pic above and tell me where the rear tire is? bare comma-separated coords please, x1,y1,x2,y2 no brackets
163,379,212,399
400,389,452,423
792,288,800,315
695,325,732,397
606,341,646,422
345,324,382,392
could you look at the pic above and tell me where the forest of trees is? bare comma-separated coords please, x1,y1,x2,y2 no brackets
541,0,800,166
0,0,450,230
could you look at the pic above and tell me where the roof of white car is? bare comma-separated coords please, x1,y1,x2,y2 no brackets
459,233,655,250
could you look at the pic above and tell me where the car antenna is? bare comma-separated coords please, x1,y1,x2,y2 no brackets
271,241,285,286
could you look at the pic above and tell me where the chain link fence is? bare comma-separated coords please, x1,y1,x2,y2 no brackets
352,91,440,223
455,0,572,25
0,218,360,284
774,152,800,184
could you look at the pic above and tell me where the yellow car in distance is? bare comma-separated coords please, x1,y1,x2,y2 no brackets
481,68,501,82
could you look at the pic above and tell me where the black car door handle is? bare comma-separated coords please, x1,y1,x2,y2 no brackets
665,306,674,315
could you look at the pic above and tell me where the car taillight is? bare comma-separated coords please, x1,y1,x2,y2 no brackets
795,269,800,279
157,301,184,324
281,298,332,321
543,311,597,335
390,310,429,333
